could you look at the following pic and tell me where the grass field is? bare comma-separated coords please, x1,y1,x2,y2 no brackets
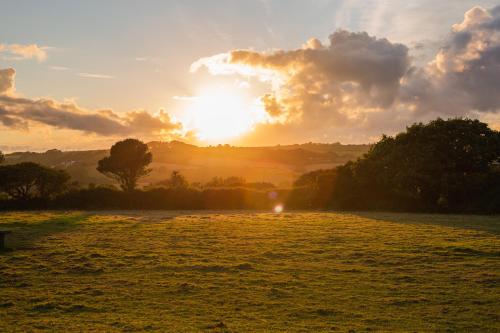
0,211,499,332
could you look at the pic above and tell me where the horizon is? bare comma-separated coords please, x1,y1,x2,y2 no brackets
1,1,500,151
1,138,371,154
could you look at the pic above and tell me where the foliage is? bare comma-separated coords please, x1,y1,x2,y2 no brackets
44,187,287,210
0,151,4,164
0,162,70,200
288,169,337,208
37,167,72,198
205,176,246,188
156,171,189,189
97,138,152,191
242,182,276,190
203,176,275,190
344,118,500,211
289,118,500,213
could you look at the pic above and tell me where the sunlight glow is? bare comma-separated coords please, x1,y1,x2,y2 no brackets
274,204,284,213
182,86,266,142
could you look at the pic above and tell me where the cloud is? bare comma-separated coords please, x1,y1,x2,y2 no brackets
194,29,410,127
50,66,69,71
401,5,500,115
0,68,15,94
0,68,182,138
0,43,48,62
77,72,114,79
173,95,199,101
193,5,500,143
0,68,25,128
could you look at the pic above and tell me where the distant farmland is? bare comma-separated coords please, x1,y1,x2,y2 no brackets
0,211,499,332
3,141,370,187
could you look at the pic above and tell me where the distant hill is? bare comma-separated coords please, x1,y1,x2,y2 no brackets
3,141,370,187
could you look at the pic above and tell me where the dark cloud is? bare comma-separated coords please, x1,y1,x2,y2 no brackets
402,5,500,114
0,68,15,94
0,68,182,137
225,30,410,117
0,107,27,128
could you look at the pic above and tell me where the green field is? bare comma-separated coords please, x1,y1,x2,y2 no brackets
0,211,499,332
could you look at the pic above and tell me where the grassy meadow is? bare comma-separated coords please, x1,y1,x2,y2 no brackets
0,211,499,332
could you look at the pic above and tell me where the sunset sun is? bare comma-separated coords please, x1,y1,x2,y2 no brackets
183,87,265,142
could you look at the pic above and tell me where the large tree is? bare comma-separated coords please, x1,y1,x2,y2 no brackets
332,118,500,211
97,139,152,191
0,162,70,200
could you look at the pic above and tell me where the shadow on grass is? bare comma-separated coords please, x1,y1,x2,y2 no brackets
351,211,500,234
0,213,89,251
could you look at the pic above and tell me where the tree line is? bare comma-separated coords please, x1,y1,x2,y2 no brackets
288,118,500,213
0,138,288,210
0,118,499,213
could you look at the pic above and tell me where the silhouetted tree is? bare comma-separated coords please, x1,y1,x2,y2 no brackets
205,176,246,188
203,177,275,190
0,151,4,164
157,170,188,189
0,162,70,200
97,139,152,191
38,168,71,198
288,169,336,208
332,118,500,211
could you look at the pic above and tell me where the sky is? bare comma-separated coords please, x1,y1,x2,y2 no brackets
1,0,499,151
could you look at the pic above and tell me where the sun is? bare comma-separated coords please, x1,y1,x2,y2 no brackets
182,87,265,142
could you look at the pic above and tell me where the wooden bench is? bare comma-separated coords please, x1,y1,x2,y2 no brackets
0,231,11,250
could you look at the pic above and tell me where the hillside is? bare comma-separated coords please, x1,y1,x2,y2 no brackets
3,141,370,187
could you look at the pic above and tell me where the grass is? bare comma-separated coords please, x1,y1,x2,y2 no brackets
0,211,499,332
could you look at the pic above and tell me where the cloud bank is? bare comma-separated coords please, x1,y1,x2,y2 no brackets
193,5,500,143
0,68,182,138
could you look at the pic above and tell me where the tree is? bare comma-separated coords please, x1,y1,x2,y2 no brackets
37,168,71,198
0,162,70,200
157,170,188,189
288,169,337,208
291,118,500,212
331,118,500,211
0,151,4,164
97,139,152,191
205,176,246,188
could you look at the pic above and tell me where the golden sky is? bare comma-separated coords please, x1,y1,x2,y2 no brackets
0,1,499,151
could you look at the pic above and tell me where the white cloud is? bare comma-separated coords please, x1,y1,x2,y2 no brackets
50,66,69,71
0,43,48,62
77,72,114,79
